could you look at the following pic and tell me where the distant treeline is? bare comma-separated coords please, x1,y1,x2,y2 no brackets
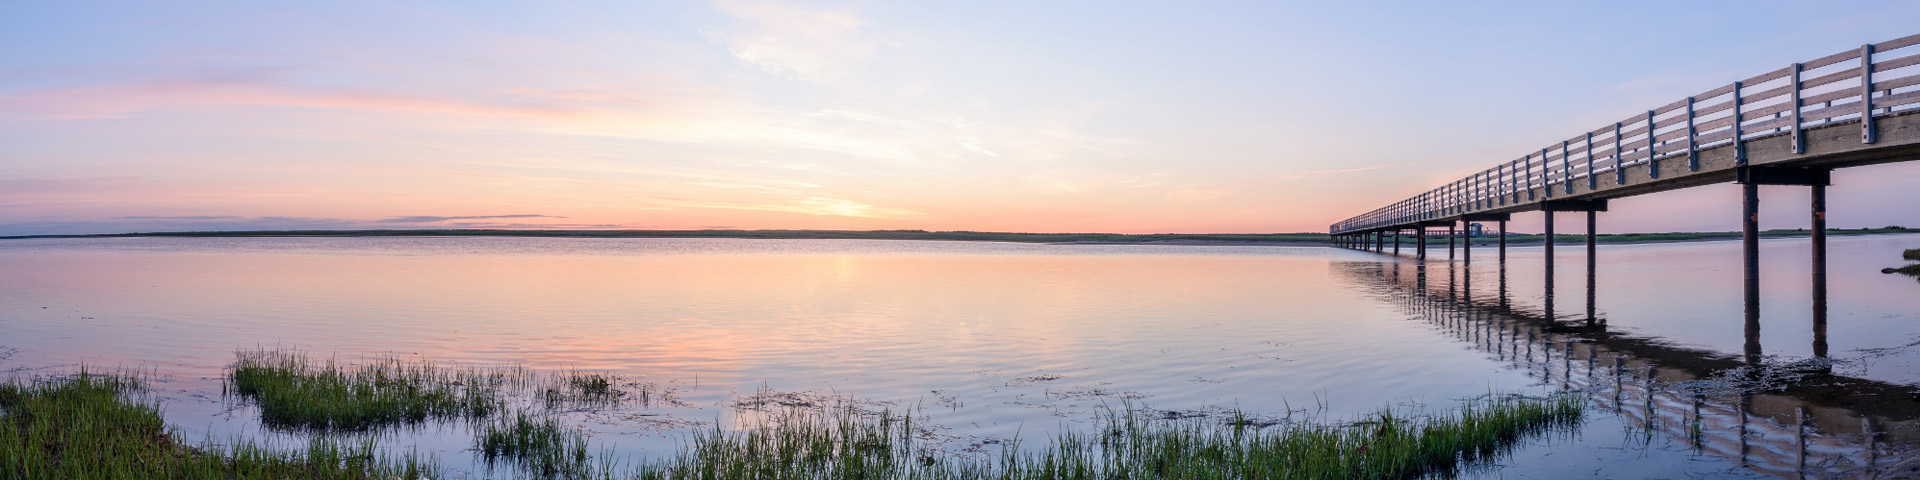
0,226,1912,245
0,229,1329,244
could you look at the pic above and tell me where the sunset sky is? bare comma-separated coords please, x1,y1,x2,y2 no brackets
4,1,1919,236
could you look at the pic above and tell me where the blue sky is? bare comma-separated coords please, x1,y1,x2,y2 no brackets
3,1,1918,235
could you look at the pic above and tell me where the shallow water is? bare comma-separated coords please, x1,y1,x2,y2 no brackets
1,234,1917,477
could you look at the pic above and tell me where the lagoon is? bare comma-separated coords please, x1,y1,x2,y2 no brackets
2,234,1917,478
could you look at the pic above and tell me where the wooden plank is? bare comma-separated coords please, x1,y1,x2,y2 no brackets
1803,49,1863,71
1802,88,1860,106
1694,115,1736,132
1743,102,1793,118
1876,33,1920,51
1874,52,1920,72
1800,68,1860,90
1694,128,1735,144
1618,148,1649,163
1875,73,1920,91
1744,84,1793,102
1878,89,1920,108
1619,124,1650,138
1745,116,1792,132
1801,101,1864,122
1653,98,1689,115
1694,99,1735,116
1695,83,1736,100
1652,128,1690,143
1743,66,1793,86
1652,115,1688,131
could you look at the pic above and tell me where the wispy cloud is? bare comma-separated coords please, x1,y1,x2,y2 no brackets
704,0,876,81
377,214,565,224
690,197,920,219
114,215,242,220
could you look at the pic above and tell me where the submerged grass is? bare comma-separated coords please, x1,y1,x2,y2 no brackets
544,370,629,409
227,348,519,430
0,370,436,479
631,394,1585,479
477,410,593,478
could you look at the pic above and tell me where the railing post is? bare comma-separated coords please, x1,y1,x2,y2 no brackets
1733,81,1746,165
1525,154,1535,201
1612,122,1625,185
1790,62,1804,154
1499,163,1508,206
1646,110,1659,179
1542,148,1553,198
1686,96,1699,171
1585,131,1596,190
1861,44,1877,144
1561,141,1573,194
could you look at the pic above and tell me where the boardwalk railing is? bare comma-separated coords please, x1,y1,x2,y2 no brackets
1332,33,1920,235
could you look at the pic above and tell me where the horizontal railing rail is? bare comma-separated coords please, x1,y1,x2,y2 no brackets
1332,33,1920,235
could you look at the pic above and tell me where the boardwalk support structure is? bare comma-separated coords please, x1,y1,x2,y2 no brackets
1327,33,1920,315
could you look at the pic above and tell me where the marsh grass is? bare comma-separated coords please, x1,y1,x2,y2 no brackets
544,370,634,409
1904,248,1919,261
0,370,436,479
630,393,1585,479
477,410,593,478
227,349,522,430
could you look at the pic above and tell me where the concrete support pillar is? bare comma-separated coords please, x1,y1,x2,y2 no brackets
1393,229,1401,256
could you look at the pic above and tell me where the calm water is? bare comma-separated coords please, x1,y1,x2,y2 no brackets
2,235,1917,478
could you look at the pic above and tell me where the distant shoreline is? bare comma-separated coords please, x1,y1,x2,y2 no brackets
2,227,1915,246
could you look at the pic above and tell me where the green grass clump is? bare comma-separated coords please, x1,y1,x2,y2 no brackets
477,410,592,478
0,370,435,479
631,394,1584,479
227,349,515,430
1903,248,1919,261
544,371,625,408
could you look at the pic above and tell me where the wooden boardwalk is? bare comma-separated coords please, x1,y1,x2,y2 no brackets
1331,33,1920,256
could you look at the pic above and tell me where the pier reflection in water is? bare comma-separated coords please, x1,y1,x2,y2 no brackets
1340,254,1919,478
